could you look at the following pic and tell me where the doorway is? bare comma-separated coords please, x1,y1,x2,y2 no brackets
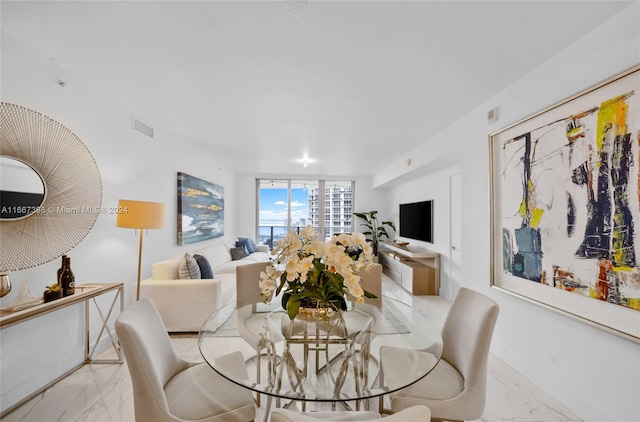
448,173,462,301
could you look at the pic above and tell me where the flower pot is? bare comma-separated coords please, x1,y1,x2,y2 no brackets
294,298,341,323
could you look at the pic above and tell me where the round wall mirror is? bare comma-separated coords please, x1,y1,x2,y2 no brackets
0,156,47,220
0,103,102,272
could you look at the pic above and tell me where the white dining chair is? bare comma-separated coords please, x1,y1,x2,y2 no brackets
382,287,499,421
237,261,290,406
115,298,255,421
356,263,383,307
269,405,431,421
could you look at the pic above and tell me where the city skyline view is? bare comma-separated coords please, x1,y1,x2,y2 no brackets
259,188,309,226
258,181,354,246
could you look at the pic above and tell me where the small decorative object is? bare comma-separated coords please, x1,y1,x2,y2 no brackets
1,280,42,311
0,272,11,297
59,256,75,297
394,241,410,247
43,283,63,303
259,225,376,320
354,210,396,256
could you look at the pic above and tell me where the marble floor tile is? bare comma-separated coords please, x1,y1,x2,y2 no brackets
2,277,582,422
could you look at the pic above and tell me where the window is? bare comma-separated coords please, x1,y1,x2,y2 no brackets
257,179,354,246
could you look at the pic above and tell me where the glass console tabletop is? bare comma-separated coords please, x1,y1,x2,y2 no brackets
198,296,442,403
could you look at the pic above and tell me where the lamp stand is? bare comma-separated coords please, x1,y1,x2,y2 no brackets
136,229,144,301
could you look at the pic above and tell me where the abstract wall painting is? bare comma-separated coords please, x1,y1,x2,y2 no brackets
177,172,224,245
490,65,640,343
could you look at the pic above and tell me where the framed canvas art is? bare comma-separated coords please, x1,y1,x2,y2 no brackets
489,65,640,343
177,172,224,245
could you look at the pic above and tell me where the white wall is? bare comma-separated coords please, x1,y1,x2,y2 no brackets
0,34,240,412
353,175,390,222
376,3,640,421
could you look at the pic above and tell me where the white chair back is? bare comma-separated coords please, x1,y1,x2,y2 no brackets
115,298,187,420
388,287,499,421
115,298,256,422
270,404,431,421
440,287,499,385
236,262,269,311
357,263,382,307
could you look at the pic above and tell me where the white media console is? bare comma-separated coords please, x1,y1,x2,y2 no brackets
378,241,440,295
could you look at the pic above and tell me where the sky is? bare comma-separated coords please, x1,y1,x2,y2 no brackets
259,188,309,225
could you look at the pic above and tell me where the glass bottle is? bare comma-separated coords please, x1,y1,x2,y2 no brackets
59,256,75,297
56,255,67,289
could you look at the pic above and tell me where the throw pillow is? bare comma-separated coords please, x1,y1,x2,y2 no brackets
238,237,258,254
236,239,253,255
230,247,249,261
178,253,201,279
193,254,214,279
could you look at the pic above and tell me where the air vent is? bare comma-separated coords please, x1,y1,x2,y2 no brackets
132,118,154,138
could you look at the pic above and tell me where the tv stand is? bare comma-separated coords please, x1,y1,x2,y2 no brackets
379,242,439,295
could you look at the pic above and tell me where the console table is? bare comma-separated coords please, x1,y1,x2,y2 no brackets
378,242,439,295
0,283,124,417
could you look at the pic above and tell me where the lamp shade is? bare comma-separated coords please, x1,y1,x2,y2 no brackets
116,199,165,229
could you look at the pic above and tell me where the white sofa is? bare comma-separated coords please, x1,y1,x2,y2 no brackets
140,241,271,332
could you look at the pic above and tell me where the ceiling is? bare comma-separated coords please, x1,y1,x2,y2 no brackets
1,1,632,178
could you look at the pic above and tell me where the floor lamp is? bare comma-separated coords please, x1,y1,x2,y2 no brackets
116,199,165,301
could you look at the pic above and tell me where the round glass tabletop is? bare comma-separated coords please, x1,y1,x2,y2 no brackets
198,296,442,402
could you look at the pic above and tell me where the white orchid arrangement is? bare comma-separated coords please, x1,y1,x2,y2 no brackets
259,225,376,319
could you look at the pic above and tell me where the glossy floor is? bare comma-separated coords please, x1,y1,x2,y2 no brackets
3,278,581,421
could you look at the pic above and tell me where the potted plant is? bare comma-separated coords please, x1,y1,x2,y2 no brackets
259,226,376,320
354,210,396,256
43,283,63,303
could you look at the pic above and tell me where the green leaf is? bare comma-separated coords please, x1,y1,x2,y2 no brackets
354,212,368,220
287,299,301,320
363,289,377,299
382,220,396,231
276,274,288,296
334,296,347,311
281,292,291,309
299,290,320,300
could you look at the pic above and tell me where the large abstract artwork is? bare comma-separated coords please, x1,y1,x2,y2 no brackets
490,65,640,342
177,172,224,245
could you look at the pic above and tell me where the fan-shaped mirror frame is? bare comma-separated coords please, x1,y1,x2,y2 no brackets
0,103,102,271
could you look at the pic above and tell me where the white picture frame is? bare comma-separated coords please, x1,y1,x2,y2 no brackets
489,65,640,343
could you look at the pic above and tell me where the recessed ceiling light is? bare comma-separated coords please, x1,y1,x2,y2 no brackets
285,0,308,18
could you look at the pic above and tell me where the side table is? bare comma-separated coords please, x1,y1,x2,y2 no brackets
0,283,124,417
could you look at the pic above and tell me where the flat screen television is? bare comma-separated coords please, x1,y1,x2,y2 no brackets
399,200,433,243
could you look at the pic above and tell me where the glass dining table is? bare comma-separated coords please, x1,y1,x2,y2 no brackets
198,296,442,417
